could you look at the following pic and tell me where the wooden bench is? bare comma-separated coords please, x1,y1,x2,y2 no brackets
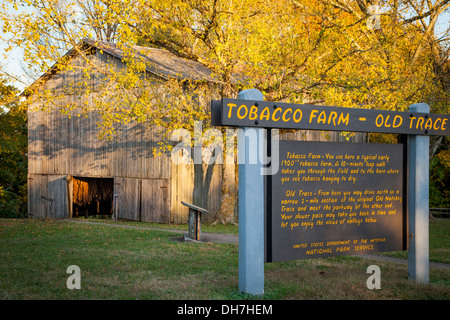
181,201,209,241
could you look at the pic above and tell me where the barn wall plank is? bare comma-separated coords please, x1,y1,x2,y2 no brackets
47,175,68,218
27,109,37,175
27,174,47,219
114,177,140,221
27,174,68,219
141,179,170,223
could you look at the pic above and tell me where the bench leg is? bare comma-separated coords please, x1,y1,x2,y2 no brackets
187,210,201,241
195,212,201,241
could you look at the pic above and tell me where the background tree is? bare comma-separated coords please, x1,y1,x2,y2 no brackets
1,0,448,221
0,78,27,218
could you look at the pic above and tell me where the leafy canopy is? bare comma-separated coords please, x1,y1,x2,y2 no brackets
0,0,448,133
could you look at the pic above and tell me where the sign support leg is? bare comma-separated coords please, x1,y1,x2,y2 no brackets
238,89,265,295
408,103,430,284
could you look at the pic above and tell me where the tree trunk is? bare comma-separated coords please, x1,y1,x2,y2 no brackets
215,162,237,225
192,138,237,225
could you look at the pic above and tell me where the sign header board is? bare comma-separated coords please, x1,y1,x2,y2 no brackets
211,98,450,136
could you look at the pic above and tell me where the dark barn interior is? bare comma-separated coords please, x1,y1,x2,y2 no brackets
72,177,114,218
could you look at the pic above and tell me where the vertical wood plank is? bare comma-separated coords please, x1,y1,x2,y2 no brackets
27,174,48,219
141,179,169,223
114,177,140,221
47,175,68,218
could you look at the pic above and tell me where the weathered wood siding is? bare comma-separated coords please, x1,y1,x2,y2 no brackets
28,174,68,219
141,178,170,223
27,43,365,223
170,162,222,224
27,98,223,223
28,108,171,179
114,177,141,221
27,48,222,223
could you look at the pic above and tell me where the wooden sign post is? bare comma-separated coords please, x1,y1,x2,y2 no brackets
211,91,449,294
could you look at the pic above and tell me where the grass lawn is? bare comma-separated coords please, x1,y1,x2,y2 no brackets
378,219,450,264
0,218,448,300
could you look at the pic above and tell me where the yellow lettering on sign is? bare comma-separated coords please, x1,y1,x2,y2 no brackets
249,105,258,120
433,118,442,130
409,116,416,129
424,118,432,130
375,114,383,127
416,117,424,130
272,107,281,122
227,103,237,119
375,114,401,128
310,110,349,126
293,109,302,123
237,104,248,119
329,111,337,126
318,111,326,124
392,115,403,128
409,117,448,130
384,115,391,127
260,107,270,121
226,101,448,133
283,108,292,122
338,113,349,126
410,116,448,131
309,110,318,123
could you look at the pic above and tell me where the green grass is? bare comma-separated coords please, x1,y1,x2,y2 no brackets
376,219,450,264
0,218,449,300
82,216,240,235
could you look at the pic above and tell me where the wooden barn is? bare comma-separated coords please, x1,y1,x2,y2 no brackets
25,39,366,224
25,39,223,224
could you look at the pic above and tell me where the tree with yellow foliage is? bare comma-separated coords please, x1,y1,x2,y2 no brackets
1,0,448,223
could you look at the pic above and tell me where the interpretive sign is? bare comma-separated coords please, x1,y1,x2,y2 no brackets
211,98,450,136
211,91,449,293
266,141,405,262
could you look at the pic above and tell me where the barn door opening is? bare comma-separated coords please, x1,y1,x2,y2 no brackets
72,177,114,218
